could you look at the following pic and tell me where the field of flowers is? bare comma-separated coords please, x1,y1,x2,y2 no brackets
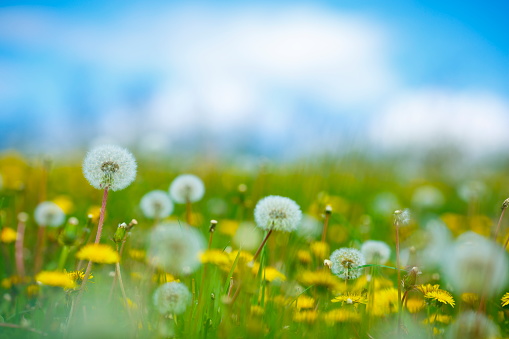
0,146,508,338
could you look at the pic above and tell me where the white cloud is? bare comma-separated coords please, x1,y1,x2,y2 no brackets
369,89,509,156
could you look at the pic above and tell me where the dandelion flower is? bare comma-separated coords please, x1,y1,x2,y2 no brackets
0,227,17,243
330,248,366,280
254,195,302,232
447,311,499,339
411,185,444,208
293,310,318,323
34,201,65,227
423,314,452,325
147,222,205,275
310,241,330,260
36,271,76,289
323,309,361,324
76,244,120,264
153,282,191,315
441,232,508,296
140,190,174,219
169,174,205,203
416,284,440,294
424,290,455,307
361,240,391,264
393,209,411,226
297,270,344,292
251,263,286,282
406,298,425,313
501,292,509,307
331,292,368,305
82,144,137,191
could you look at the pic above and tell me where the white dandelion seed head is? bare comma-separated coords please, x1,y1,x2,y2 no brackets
147,222,206,276
34,201,65,227
169,174,205,203
441,232,509,296
153,282,192,315
140,190,174,219
393,208,411,226
330,248,366,280
254,195,302,232
361,240,391,265
411,185,445,208
295,215,322,240
447,311,499,339
420,219,452,268
82,144,137,191
233,222,262,251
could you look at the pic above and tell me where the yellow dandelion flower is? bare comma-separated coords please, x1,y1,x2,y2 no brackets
423,314,452,325
1,275,28,289
65,270,93,282
424,290,455,307
416,284,440,295
87,206,102,222
433,327,444,336
36,271,76,289
218,220,239,237
368,288,399,316
293,310,318,323
52,195,74,214
128,249,146,261
406,298,425,313
501,292,509,307
352,275,393,291
251,263,286,282
310,241,330,260
323,309,360,324
250,305,264,316
26,284,40,297
461,292,479,305
228,250,254,264
0,227,17,243
152,273,178,284
298,270,345,293
271,295,288,307
76,244,120,264
297,250,312,264
331,292,368,305
200,249,231,270
294,295,316,310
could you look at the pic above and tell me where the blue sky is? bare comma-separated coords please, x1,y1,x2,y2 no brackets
0,0,508,157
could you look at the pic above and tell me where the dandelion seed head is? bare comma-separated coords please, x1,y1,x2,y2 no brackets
295,215,322,240
411,185,445,208
232,222,262,251
441,232,508,296
82,144,137,191
330,248,366,280
393,208,411,226
361,240,391,265
254,195,302,232
147,222,205,275
140,190,174,219
34,201,65,227
169,174,205,203
153,282,191,315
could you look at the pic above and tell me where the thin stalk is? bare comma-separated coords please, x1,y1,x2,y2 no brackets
321,206,332,243
33,226,46,274
250,229,273,264
395,224,402,333
57,245,70,271
115,261,134,323
15,215,27,278
493,200,508,241
186,199,192,225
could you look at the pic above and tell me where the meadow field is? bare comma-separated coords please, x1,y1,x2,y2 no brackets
0,147,508,338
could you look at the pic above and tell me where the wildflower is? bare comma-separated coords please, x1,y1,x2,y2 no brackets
368,288,399,316
147,223,205,275
169,174,205,203
140,190,174,219
441,232,508,296
353,275,393,291
34,201,65,227
254,195,302,232
0,227,17,243
329,248,366,280
461,292,479,305
76,244,120,264
26,284,39,297
406,298,425,313
323,309,361,324
66,270,93,283
421,220,452,268
295,215,322,240
200,250,231,271
423,314,452,325
36,271,76,289
297,250,312,264
153,282,191,315
82,144,137,191
153,273,178,284
360,240,391,264
251,263,286,282
310,241,330,260
424,290,455,307
501,292,509,307
416,284,440,295
52,195,74,214
297,270,344,292
250,305,264,316
1,275,28,289
293,310,318,323
331,292,368,305
218,219,239,237
128,249,146,261
393,209,411,226
294,295,315,309
411,185,444,208
447,311,500,339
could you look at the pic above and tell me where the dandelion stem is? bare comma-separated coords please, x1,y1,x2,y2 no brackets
395,224,402,332
321,205,332,243
186,199,192,226
492,200,508,241
115,261,134,323
33,226,46,274
15,216,26,278
251,229,273,264
57,245,70,271
94,188,109,244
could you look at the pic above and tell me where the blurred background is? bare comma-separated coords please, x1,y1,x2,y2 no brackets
0,0,508,162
